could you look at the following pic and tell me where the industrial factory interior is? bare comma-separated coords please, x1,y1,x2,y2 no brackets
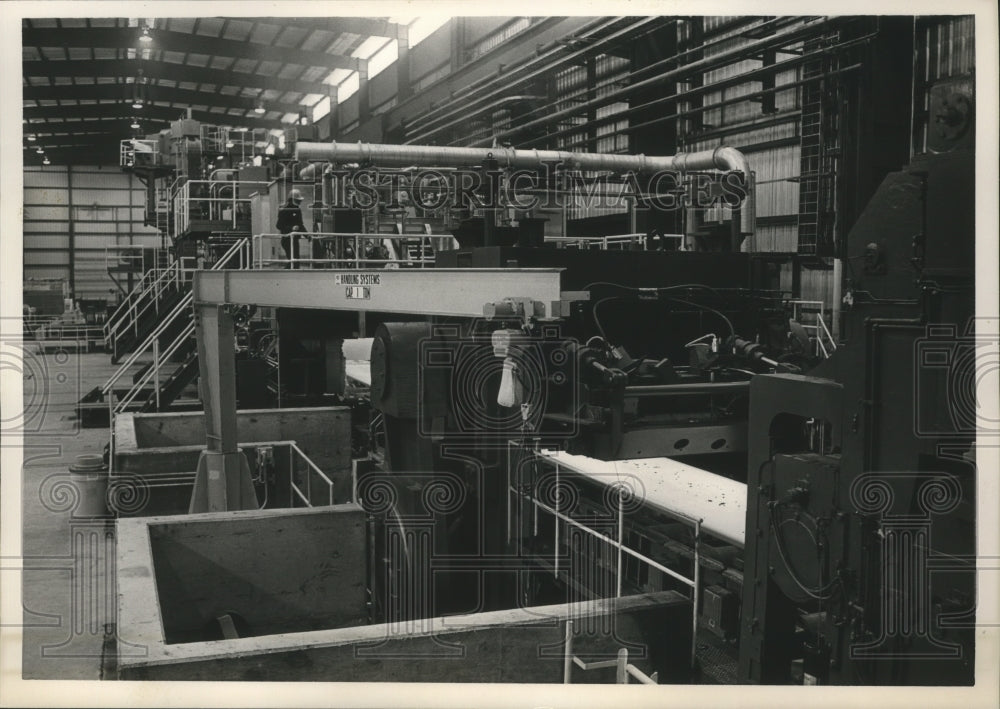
2,8,998,707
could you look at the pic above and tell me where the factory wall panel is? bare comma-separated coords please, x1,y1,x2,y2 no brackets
410,23,451,84
23,204,70,221
800,265,835,313
371,18,595,140
23,188,69,207
463,17,511,48
339,94,359,130
23,165,160,304
369,63,398,110
20,170,69,189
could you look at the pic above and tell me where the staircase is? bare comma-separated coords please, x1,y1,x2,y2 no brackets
80,239,250,427
103,257,190,363
374,218,445,267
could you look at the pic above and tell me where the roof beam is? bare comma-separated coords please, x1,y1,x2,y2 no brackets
29,118,166,136
24,83,306,115
23,59,330,96
245,17,406,39
22,26,361,71
24,102,285,129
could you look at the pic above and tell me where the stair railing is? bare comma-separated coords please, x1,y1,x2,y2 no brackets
105,238,251,469
104,256,191,356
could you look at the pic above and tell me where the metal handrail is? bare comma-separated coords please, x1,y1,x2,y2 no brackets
790,299,837,358
120,138,158,168
289,442,335,507
252,231,443,269
102,292,193,398
816,311,837,355
112,319,194,416
562,621,660,684
105,300,196,474
545,234,646,250
106,239,251,464
104,244,154,275
172,179,270,238
509,443,703,669
104,264,158,338
32,322,104,342
109,252,243,418
103,239,249,399
105,257,188,351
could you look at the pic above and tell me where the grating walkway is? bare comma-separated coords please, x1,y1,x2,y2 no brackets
695,637,740,684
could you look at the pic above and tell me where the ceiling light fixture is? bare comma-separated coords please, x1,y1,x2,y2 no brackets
254,99,266,115
225,139,234,149
130,118,141,129
139,25,153,43
36,146,44,154
42,157,51,165
130,70,147,109
26,133,36,142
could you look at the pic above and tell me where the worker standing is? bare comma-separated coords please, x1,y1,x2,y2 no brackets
276,188,306,268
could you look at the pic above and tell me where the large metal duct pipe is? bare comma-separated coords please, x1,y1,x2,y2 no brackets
296,141,754,233
296,140,747,175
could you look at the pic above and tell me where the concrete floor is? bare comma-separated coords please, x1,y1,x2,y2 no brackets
20,351,128,679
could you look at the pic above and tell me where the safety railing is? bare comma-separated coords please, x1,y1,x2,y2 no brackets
790,299,838,358
508,443,702,669
544,233,684,250
104,237,250,355
104,296,195,463
103,260,159,340
105,245,158,276
31,321,104,342
562,621,660,684
120,138,158,168
289,442,336,507
251,232,440,269
105,239,251,464
103,256,198,354
172,179,269,238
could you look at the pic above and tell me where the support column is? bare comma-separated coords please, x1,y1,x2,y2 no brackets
450,18,466,73
358,60,371,124
326,84,339,140
189,303,257,513
67,165,76,297
396,27,412,102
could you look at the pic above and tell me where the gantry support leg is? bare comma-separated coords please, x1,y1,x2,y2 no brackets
188,304,258,513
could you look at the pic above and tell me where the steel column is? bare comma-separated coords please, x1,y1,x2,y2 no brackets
188,303,257,513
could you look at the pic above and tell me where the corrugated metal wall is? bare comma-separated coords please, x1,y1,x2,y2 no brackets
23,165,160,302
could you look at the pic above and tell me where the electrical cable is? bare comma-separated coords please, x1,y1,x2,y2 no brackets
583,281,731,302
664,296,736,342
769,504,841,600
590,296,620,341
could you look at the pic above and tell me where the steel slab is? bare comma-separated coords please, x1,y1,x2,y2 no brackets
538,450,747,547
